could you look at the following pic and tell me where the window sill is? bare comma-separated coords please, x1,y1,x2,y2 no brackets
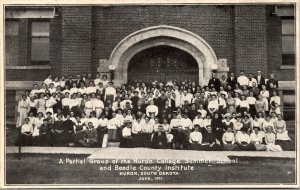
280,65,295,70
5,81,44,90
6,65,51,70
278,81,295,90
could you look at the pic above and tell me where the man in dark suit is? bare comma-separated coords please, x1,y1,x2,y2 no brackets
226,72,237,90
254,70,265,90
190,82,199,94
151,125,168,149
130,91,140,110
64,75,74,89
266,73,278,91
166,93,176,110
208,72,221,91
75,74,85,88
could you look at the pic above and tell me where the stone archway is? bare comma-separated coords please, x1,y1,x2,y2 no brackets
108,25,218,86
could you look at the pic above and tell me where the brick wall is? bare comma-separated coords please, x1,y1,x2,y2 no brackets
18,19,29,66
6,5,294,82
50,7,62,77
91,5,235,75
61,6,92,75
266,5,295,81
234,5,268,75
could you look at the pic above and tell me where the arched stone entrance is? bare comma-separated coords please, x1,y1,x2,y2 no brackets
127,45,199,84
108,25,218,86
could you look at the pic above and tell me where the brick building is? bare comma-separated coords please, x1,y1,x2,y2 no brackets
4,5,296,122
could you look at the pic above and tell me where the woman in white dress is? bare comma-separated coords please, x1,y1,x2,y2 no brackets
260,85,270,112
16,95,30,128
32,112,44,145
108,112,121,141
98,113,109,148
43,74,53,87
274,114,290,141
93,94,104,119
60,75,66,89
84,95,93,117
37,93,46,116
53,76,61,88
270,90,280,109
250,127,266,150
255,95,266,116
39,83,48,94
265,126,282,152
45,93,57,115
274,114,292,150
262,115,275,133
252,115,265,138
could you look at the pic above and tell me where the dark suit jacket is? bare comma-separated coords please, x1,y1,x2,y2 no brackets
152,132,168,147
227,77,237,89
266,78,278,91
190,86,199,94
166,98,176,110
208,78,221,91
254,76,265,89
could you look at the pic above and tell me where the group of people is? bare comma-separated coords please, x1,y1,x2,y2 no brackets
16,70,292,151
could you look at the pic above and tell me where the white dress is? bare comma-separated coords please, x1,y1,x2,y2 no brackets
16,100,30,128
265,133,282,152
260,90,270,111
33,117,44,137
93,99,104,118
275,120,291,141
85,101,93,117
37,98,46,116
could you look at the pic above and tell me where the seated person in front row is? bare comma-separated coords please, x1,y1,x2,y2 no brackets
52,114,65,146
250,127,266,151
189,125,203,150
189,125,222,151
63,114,76,146
119,120,134,148
38,118,53,146
172,126,186,150
20,118,34,146
274,113,292,150
202,125,221,151
222,127,237,151
236,127,255,151
151,125,168,149
265,126,282,152
78,122,98,147
73,116,86,144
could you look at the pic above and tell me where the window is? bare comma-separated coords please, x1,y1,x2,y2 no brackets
281,18,295,65
5,20,19,66
30,20,50,65
5,90,16,122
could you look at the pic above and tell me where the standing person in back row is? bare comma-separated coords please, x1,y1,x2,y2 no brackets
17,95,30,128
105,82,116,102
227,72,237,90
208,72,221,91
266,73,278,91
237,70,249,87
254,70,265,90
146,100,158,117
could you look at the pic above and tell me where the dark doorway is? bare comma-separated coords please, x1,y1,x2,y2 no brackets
127,46,199,84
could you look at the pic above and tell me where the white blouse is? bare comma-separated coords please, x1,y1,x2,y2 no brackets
98,118,108,127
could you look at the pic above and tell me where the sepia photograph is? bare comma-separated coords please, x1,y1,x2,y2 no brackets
1,1,299,188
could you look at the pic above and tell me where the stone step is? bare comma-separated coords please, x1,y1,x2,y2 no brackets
87,147,231,164
107,142,120,147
